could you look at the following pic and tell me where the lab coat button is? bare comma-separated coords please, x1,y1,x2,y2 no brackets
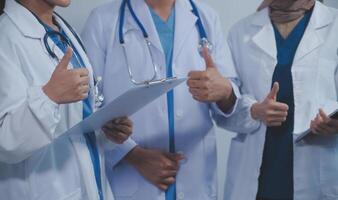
176,110,183,118
178,192,184,199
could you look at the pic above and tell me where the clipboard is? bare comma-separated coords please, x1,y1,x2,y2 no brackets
59,78,186,139
295,109,338,143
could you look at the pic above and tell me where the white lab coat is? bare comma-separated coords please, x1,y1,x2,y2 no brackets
0,1,114,200
219,2,338,200
81,0,239,199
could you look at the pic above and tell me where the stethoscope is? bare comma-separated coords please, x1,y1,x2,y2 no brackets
30,11,105,108
118,0,213,85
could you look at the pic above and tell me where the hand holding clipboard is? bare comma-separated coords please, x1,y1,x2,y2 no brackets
296,109,338,143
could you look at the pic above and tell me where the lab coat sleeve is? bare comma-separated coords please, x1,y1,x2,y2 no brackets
82,10,138,166
213,27,262,134
0,39,61,164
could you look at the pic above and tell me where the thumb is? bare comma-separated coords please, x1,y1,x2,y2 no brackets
267,82,279,100
202,47,215,69
56,47,73,71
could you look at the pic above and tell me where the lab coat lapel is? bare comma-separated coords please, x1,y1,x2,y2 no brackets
293,2,333,62
173,0,198,61
5,0,51,65
251,9,277,61
4,0,45,39
124,0,163,54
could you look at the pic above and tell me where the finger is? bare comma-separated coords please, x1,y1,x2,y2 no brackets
267,82,279,100
316,113,324,123
327,119,338,128
105,123,132,135
158,184,169,191
318,123,336,134
72,68,89,77
102,127,120,141
80,85,90,94
161,177,176,185
187,79,208,89
188,71,208,80
159,170,177,179
79,76,90,86
267,110,288,118
103,126,131,141
315,125,332,136
270,102,289,112
160,156,179,170
57,47,73,70
319,109,331,123
311,120,323,135
267,122,282,127
164,152,185,162
310,120,317,134
202,47,215,69
192,94,210,102
189,88,208,97
113,117,133,127
102,128,127,144
267,117,287,123
115,125,133,135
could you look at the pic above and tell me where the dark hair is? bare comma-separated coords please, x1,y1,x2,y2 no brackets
0,0,5,15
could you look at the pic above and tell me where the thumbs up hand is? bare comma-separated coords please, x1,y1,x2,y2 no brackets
251,82,289,127
187,48,234,104
43,47,90,104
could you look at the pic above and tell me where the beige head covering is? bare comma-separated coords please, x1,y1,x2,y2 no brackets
257,0,315,23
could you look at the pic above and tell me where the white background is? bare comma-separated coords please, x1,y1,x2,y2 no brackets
57,0,338,199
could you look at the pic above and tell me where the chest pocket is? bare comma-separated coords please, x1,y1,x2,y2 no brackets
316,58,337,101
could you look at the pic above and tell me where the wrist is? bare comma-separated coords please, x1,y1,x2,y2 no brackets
42,84,59,104
124,146,142,166
251,103,261,121
216,89,236,113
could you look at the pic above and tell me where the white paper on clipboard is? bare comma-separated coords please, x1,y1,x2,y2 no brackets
59,78,186,140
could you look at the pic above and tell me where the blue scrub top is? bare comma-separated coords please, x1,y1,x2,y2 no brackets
44,21,104,200
149,7,176,200
257,10,313,199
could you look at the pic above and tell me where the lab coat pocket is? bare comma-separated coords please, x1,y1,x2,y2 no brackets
316,58,337,101
110,162,139,197
322,185,338,200
60,188,82,200
320,145,338,199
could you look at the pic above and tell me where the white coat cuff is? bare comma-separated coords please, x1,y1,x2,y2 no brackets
107,138,137,167
211,81,240,118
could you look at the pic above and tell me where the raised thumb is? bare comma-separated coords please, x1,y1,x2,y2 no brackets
202,47,215,69
267,82,279,100
56,47,73,70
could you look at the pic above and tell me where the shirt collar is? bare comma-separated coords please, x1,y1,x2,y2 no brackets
4,0,47,39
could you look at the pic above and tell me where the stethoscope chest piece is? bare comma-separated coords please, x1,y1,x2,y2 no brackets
198,38,213,56
94,76,105,109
